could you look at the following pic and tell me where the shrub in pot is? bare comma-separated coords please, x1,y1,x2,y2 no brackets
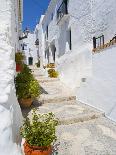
47,63,55,68
48,69,59,78
20,109,59,155
15,52,24,72
48,69,55,75
36,60,40,68
15,64,40,107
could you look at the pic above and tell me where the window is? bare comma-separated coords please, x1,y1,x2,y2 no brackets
67,28,72,50
69,29,72,50
28,57,33,65
93,35,104,49
22,43,27,50
51,13,53,20
46,25,48,39
57,0,68,22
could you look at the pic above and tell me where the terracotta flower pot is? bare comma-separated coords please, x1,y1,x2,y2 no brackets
24,142,52,155
19,98,33,108
16,64,22,72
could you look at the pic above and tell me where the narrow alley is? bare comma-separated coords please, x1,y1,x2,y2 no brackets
22,67,116,155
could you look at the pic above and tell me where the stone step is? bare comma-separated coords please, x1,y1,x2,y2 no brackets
35,102,104,125
32,72,46,77
38,80,76,104
38,95,76,104
60,112,104,125
36,77,59,83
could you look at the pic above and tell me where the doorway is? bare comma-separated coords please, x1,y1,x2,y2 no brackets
51,44,56,62
28,57,33,65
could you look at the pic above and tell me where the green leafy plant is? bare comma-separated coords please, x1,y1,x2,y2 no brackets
48,69,59,78
20,109,59,147
22,64,32,75
15,52,24,64
36,60,40,68
48,69,55,74
15,64,33,84
47,63,55,68
15,64,40,99
29,80,40,99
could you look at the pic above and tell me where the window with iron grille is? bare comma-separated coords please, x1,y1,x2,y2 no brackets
93,35,104,49
46,25,48,39
51,13,53,20
57,0,68,22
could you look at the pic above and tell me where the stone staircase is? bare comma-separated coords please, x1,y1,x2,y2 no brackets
31,68,104,125
37,101,104,125
22,68,116,155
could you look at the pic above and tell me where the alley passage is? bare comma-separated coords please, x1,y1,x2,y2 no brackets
22,67,116,155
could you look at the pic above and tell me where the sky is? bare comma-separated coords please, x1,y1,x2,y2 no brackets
23,0,50,31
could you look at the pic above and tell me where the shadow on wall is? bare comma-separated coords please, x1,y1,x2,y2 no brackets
58,19,70,57
57,43,92,89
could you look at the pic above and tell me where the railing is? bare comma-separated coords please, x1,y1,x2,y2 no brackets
93,35,116,52
93,35,104,49
57,1,68,22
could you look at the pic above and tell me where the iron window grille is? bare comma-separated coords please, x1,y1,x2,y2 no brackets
57,0,68,22
93,35,104,49
46,25,48,39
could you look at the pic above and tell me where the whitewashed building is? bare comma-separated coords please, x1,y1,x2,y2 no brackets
0,0,23,154
35,15,45,68
22,31,39,66
37,0,116,121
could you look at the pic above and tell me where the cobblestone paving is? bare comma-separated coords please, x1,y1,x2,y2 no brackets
55,117,116,155
35,102,104,125
22,68,116,155
37,80,76,104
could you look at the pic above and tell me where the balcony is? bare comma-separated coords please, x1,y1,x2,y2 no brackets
57,1,69,25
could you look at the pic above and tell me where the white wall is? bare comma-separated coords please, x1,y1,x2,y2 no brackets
57,0,116,121
35,15,46,68
23,32,38,65
76,0,116,121
77,46,116,121
0,0,22,154
41,0,116,121
41,0,59,64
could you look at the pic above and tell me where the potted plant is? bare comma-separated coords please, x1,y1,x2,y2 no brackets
15,64,40,108
36,60,40,68
48,69,59,78
47,63,55,68
15,52,24,72
21,109,59,155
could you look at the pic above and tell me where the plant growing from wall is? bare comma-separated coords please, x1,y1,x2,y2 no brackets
21,109,59,155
